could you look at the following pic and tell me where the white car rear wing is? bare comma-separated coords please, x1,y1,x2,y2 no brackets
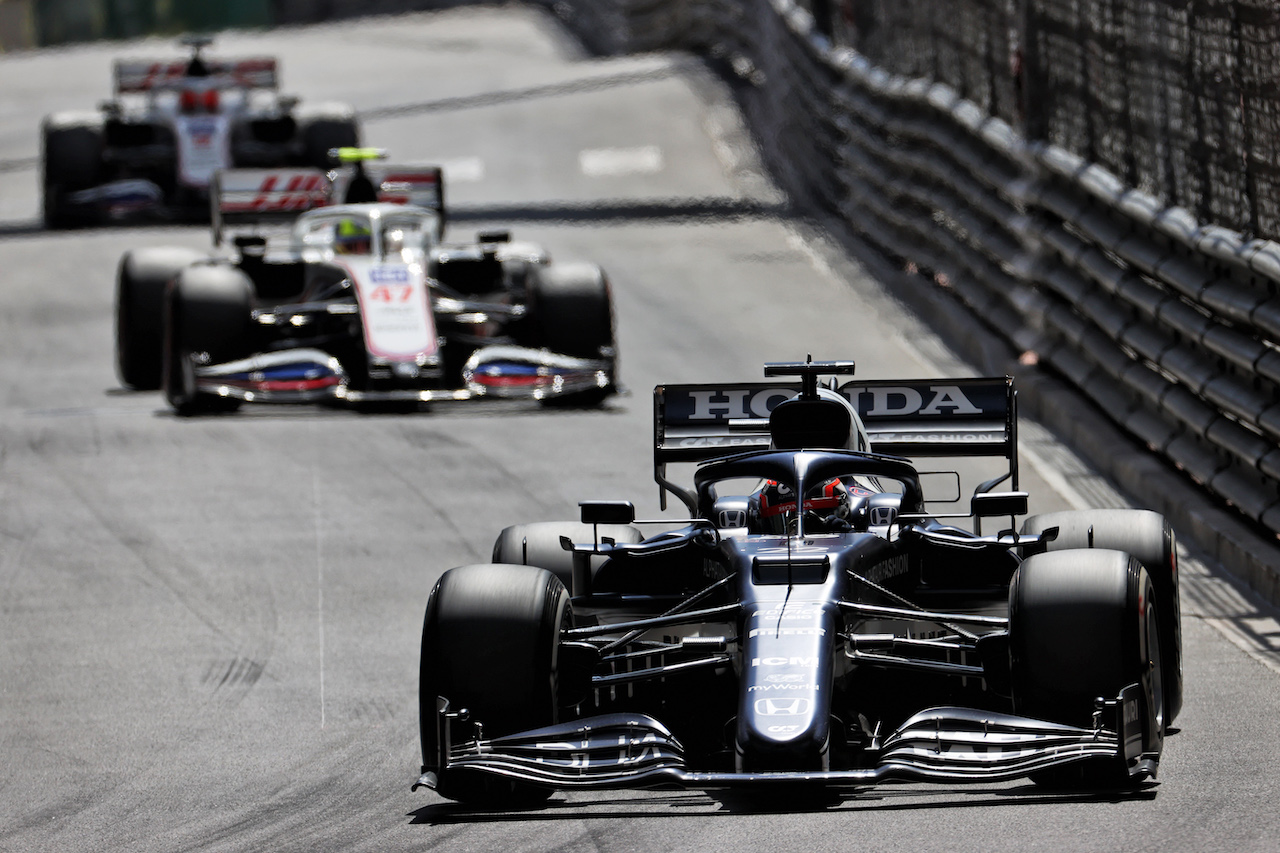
114,57,279,93
211,165,446,244
211,168,332,243
331,164,445,217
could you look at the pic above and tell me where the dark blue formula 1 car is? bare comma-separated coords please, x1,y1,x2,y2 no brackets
415,359,1181,803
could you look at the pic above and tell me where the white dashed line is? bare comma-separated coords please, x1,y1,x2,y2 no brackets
439,157,485,182
579,145,664,177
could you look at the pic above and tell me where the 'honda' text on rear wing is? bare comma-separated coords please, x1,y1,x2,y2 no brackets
653,376,1016,512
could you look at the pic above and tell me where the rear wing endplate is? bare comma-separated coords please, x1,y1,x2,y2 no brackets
654,376,1017,511
114,58,279,93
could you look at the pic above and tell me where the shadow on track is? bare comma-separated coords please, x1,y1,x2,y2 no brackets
0,195,791,243
450,197,793,226
0,218,208,241
0,219,47,238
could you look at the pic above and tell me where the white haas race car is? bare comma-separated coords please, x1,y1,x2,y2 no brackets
114,149,617,413
41,35,358,226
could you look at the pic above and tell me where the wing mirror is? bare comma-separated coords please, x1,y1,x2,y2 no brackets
580,501,635,525
971,491,1028,518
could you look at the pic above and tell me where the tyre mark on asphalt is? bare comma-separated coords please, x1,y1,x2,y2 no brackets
0,154,36,173
203,656,266,694
16,421,279,705
0,520,35,617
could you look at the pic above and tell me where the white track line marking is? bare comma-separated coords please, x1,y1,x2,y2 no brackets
440,157,484,182
312,440,327,728
579,145,663,177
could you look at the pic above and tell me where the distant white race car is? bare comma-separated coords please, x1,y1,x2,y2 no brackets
41,35,358,226
113,149,618,414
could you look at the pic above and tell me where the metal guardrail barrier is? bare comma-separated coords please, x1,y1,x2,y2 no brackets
538,0,1280,558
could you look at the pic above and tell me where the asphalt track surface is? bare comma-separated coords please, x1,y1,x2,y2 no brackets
2,7,1280,852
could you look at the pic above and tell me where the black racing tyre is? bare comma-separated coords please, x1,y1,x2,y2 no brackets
1009,549,1165,789
419,564,569,804
115,248,206,390
163,265,253,416
1020,509,1182,722
42,118,104,228
300,114,359,169
492,522,644,594
522,263,616,407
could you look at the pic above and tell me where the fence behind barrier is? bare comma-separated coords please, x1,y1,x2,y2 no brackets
537,0,1280,562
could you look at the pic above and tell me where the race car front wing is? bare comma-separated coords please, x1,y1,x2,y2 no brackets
414,684,1152,792
191,344,611,404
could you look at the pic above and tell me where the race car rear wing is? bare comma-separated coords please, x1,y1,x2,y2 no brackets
114,58,279,94
211,168,333,243
210,165,446,244
332,163,446,218
653,376,1017,511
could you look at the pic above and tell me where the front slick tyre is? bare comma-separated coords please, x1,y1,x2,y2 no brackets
419,564,568,805
163,266,252,416
1010,549,1164,790
116,248,205,390
524,263,616,408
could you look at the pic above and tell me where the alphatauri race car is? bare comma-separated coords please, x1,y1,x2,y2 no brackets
114,149,617,414
415,359,1181,803
42,35,358,226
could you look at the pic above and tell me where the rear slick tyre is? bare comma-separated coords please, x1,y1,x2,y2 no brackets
1020,509,1181,722
42,118,104,228
492,522,644,594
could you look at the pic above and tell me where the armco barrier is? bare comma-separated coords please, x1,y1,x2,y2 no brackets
537,0,1280,596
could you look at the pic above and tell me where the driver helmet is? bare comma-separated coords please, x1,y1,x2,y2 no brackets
746,386,874,534
748,478,852,535
333,218,372,255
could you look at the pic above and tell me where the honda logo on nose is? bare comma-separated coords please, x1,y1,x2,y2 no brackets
755,697,812,716
719,509,747,527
